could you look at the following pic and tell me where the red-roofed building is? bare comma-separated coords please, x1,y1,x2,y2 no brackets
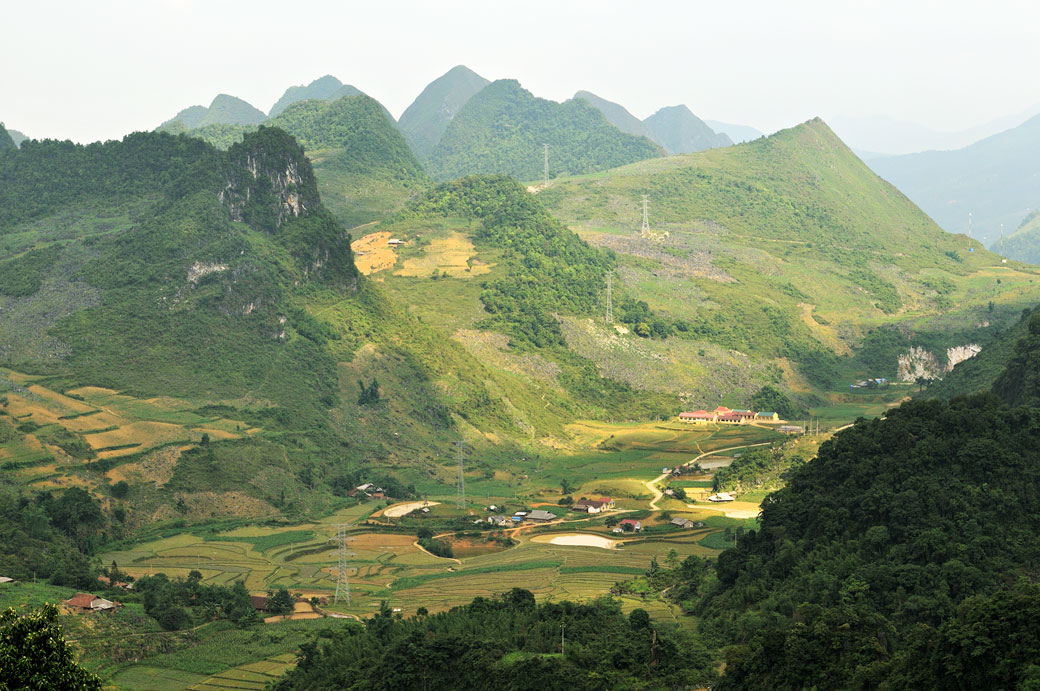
613,518,643,533
64,593,120,612
679,410,717,424
714,406,732,414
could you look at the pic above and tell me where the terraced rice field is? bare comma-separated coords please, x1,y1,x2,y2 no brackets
189,655,296,690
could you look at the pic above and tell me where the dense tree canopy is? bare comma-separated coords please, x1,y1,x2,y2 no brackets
696,393,1040,689
0,605,102,690
274,590,715,690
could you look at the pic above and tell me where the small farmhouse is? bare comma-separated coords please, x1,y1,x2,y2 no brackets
708,492,736,502
527,509,557,522
612,518,643,533
64,593,121,612
670,518,695,529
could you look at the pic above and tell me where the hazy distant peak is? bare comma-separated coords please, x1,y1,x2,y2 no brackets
269,75,348,117
643,104,732,154
572,90,654,141
398,64,491,159
199,94,267,127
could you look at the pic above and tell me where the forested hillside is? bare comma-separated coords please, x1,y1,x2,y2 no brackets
695,387,1040,689
642,105,732,154
427,79,663,181
0,128,553,580
398,65,490,160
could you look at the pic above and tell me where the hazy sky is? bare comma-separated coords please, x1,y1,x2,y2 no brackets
4,0,1038,143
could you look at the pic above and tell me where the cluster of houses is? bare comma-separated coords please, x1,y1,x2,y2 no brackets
679,407,780,425
487,509,559,526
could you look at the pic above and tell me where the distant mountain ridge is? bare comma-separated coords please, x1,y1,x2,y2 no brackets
398,65,490,160
428,79,663,181
572,90,655,140
869,113,1040,245
643,105,733,154
162,94,267,130
268,75,357,117
704,119,763,143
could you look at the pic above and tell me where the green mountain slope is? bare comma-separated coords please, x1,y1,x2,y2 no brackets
573,90,655,140
642,105,733,154
0,123,16,151
869,113,1040,245
398,65,490,160
538,118,1040,397
269,75,349,117
998,209,1040,263
183,95,428,227
427,79,663,181
0,129,528,536
925,306,1037,400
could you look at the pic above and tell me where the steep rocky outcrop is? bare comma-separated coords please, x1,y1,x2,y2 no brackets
221,126,320,230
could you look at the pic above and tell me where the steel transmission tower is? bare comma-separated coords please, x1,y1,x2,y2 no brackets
333,524,353,605
543,144,549,187
605,272,613,324
456,441,466,509
640,194,650,237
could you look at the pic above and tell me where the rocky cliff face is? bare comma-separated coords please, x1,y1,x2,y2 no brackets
220,126,321,232
897,344,982,381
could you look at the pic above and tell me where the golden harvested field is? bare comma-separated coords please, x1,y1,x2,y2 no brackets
351,231,399,275
394,232,492,278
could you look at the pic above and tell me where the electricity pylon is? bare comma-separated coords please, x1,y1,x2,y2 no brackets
333,524,354,605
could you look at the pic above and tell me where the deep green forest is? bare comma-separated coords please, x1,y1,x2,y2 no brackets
692,359,1040,689
273,589,716,690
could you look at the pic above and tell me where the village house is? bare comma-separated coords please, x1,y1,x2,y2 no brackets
679,410,716,424
708,492,736,502
670,518,695,529
572,497,614,513
250,595,271,612
613,518,642,534
527,509,557,523
487,514,509,526
779,425,805,435
755,411,780,422
64,593,121,613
